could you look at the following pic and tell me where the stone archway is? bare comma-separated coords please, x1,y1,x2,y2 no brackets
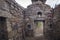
0,17,8,40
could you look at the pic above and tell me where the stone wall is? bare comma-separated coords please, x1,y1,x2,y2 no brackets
0,0,24,40
44,10,53,40
24,1,52,40
45,4,60,40
52,5,60,40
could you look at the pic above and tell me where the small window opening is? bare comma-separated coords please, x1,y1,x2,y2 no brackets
50,24,52,28
37,12,42,17
27,25,31,29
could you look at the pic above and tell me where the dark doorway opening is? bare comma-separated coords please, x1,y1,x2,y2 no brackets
0,17,8,40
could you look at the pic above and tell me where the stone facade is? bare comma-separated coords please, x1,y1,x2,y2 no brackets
1,0,60,40
24,0,52,40
0,0,24,40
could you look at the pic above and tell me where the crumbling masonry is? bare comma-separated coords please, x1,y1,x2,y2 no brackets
0,0,60,40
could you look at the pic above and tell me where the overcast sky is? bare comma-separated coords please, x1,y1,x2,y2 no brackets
15,0,60,8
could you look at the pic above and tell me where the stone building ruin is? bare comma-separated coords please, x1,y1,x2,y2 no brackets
0,0,60,40
0,0,24,40
24,0,52,40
